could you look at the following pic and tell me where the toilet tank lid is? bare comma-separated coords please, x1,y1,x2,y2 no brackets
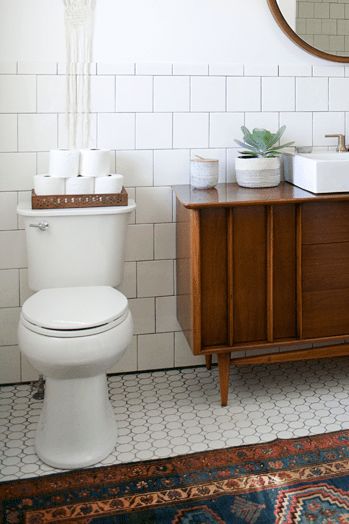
17,200,136,217
22,286,128,330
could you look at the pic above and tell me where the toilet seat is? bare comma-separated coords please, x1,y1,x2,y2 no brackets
21,286,129,338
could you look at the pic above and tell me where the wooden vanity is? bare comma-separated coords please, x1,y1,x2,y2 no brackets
174,182,349,406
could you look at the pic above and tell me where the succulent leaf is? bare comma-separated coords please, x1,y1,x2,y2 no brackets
236,126,293,158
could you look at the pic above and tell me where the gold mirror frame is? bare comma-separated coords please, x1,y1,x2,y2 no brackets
267,0,349,63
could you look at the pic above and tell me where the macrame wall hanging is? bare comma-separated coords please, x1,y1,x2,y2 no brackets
64,0,96,149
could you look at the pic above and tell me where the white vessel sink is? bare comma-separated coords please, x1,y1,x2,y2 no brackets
284,152,349,194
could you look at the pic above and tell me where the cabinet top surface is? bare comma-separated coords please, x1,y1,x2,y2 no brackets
173,183,349,208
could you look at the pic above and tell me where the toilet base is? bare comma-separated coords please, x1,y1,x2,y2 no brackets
35,374,117,469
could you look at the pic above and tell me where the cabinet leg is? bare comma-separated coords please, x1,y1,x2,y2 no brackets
218,353,231,407
205,355,212,370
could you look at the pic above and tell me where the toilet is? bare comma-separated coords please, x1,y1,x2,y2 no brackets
17,201,136,469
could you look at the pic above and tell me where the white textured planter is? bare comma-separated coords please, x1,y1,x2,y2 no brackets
235,157,281,188
190,158,219,189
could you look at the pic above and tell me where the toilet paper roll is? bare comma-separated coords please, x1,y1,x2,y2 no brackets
66,176,94,195
34,175,65,195
95,174,124,194
80,149,111,177
49,149,80,178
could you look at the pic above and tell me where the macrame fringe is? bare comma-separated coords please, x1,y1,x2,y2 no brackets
64,0,96,149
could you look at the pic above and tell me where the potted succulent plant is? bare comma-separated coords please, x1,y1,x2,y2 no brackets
235,126,294,188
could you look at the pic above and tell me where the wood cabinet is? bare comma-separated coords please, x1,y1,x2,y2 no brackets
174,183,349,406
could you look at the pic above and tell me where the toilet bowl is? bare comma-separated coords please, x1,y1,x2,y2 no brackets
18,286,133,469
17,201,136,469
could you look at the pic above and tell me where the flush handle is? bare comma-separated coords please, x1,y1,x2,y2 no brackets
29,221,49,231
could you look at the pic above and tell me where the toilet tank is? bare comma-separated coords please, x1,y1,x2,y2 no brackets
17,201,136,291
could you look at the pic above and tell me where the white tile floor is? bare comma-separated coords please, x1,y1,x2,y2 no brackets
1,359,349,481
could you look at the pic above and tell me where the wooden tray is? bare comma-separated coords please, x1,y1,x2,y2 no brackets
31,187,128,209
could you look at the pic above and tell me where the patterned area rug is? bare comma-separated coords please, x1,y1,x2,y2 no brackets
1,430,349,523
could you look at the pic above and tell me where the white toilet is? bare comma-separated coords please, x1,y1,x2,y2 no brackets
17,201,136,470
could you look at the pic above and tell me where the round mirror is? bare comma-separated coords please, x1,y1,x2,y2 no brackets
267,0,349,62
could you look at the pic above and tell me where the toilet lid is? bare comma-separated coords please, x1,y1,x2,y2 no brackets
22,286,128,331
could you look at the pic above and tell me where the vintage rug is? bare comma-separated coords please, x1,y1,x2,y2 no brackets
1,430,349,523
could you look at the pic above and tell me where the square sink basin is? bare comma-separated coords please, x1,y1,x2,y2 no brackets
284,152,349,194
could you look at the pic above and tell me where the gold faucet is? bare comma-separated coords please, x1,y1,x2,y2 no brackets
325,134,347,152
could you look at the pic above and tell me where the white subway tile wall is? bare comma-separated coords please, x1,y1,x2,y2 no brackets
0,62,348,383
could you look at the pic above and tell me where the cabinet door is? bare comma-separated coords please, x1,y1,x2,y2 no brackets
302,202,349,339
199,204,298,349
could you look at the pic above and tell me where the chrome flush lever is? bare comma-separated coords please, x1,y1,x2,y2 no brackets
29,221,49,231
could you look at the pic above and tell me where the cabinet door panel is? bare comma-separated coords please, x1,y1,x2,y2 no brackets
303,243,349,293
303,289,349,338
200,208,229,347
303,202,349,245
233,206,267,343
273,205,297,340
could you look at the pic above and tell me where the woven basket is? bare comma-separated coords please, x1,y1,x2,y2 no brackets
32,187,128,209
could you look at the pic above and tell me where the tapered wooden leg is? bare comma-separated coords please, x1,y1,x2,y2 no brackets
205,355,212,370
218,353,231,407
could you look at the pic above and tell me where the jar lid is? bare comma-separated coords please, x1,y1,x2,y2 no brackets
191,155,218,163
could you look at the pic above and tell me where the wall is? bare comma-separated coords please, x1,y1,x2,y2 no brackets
1,60,349,383
296,0,349,56
0,0,329,64
0,1,347,384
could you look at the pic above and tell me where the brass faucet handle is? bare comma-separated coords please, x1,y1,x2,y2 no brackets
325,134,347,152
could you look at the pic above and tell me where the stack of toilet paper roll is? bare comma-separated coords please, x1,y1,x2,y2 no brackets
34,149,124,196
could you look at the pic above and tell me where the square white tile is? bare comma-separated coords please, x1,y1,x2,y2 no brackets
116,76,153,112
116,150,153,187
262,78,295,112
154,149,190,186
0,230,27,269
244,112,279,132
313,112,345,147
154,76,190,112
136,114,172,150
154,223,176,260
227,77,261,112
329,78,349,111
91,76,115,112
138,333,174,370
18,114,57,152
37,76,66,113
137,260,173,297
0,114,17,152
279,112,313,147
210,113,244,148
0,76,36,113
0,269,19,307
0,192,17,230
58,113,97,150
0,346,20,383
0,307,20,346
125,224,154,261
98,113,135,150
190,77,226,112
156,296,181,332
136,187,172,224
296,78,329,111
173,113,209,149
128,297,155,335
